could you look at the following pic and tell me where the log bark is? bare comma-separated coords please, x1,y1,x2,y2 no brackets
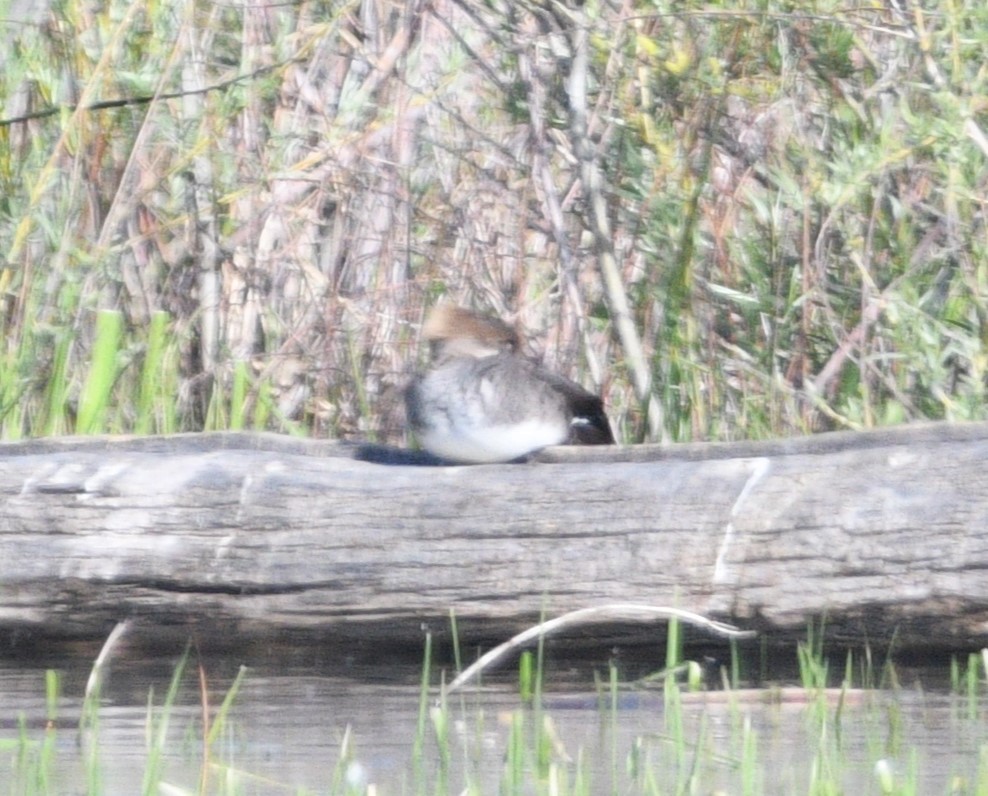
1,422,986,653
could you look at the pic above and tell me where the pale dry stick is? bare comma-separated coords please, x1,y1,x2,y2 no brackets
525,35,604,390
446,604,755,695
78,619,131,752
566,17,665,442
83,619,131,705
536,158,605,388
339,19,414,129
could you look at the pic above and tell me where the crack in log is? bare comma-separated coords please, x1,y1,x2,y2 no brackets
114,579,365,596
713,457,771,585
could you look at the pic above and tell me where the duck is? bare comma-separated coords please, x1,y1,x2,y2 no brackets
405,305,613,463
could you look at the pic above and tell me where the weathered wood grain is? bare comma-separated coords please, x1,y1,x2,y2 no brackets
1,422,986,652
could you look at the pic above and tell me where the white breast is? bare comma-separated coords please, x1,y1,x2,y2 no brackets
419,417,568,463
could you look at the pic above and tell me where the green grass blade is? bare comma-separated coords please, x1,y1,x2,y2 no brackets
230,359,249,431
77,309,123,434
205,665,247,747
141,645,190,795
136,310,171,435
41,328,73,436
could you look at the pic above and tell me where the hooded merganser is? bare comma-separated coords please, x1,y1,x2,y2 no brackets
405,305,614,463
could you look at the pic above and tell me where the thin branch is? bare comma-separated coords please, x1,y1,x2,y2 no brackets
0,61,292,128
82,619,131,705
566,14,665,441
446,604,755,695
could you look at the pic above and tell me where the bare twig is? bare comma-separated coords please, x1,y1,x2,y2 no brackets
566,14,665,442
0,62,292,128
82,619,131,705
446,604,754,694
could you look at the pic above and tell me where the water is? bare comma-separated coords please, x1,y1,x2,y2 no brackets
1,644,987,794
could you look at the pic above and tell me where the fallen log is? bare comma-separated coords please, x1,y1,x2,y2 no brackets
1,422,986,653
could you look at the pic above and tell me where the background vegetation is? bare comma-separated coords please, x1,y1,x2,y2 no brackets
1,0,986,446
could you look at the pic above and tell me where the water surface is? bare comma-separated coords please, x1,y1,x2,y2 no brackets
1,645,986,794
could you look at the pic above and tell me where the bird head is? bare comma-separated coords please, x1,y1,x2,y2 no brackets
422,305,519,360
